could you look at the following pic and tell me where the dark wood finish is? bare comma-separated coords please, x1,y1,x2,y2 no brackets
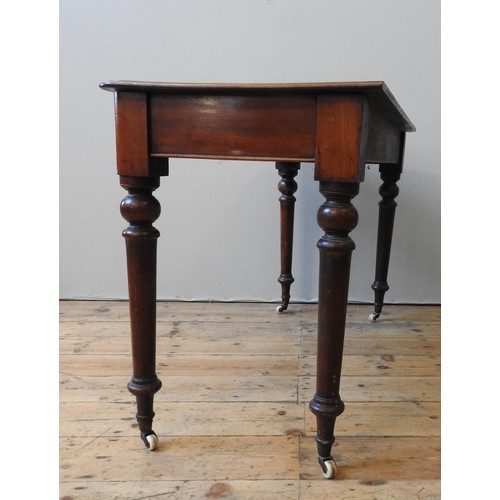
370,163,402,321
119,175,163,447
315,95,369,182
309,181,359,473
114,93,169,177
276,162,300,312
149,94,317,161
100,80,415,134
105,81,413,174
365,106,403,165
115,93,149,176
100,80,414,478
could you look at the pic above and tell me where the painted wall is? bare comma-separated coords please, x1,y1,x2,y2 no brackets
60,0,440,303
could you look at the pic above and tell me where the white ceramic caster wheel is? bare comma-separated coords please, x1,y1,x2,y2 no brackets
369,312,380,323
321,459,337,479
276,305,285,313
146,433,158,451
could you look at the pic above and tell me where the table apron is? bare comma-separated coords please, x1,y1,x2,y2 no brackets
149,94,318,161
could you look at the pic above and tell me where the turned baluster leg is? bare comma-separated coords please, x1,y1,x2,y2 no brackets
309,181,359,478
369,164,401,322
120,175,163,450
276,162,300,313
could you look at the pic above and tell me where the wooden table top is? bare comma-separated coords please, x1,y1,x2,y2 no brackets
100,80,415,132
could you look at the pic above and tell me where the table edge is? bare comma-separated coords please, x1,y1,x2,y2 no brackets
99,80,415,132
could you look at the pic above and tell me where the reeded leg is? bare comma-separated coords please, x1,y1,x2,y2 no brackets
120,175,163,450
370,164,401,322
309,181,359,478
276,162,300,313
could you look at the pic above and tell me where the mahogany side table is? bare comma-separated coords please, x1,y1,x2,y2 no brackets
100,81,415,478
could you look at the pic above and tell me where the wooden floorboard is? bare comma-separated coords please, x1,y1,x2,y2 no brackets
60,301,440,499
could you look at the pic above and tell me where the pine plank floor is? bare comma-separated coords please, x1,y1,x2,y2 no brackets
60,301,441,499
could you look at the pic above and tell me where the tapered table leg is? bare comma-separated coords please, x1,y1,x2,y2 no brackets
309,181,359,479
120,175,163,450
370,164,401,322
276,162,300,313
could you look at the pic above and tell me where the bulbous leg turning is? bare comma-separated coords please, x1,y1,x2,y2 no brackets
310,181,359,478
276,162,300,312
370,165,401,321
120,175,163,450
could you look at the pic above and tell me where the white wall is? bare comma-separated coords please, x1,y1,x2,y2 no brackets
60,0,440,303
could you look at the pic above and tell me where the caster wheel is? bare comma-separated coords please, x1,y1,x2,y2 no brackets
369,312,380,322
319,458,337,479
146,433,158,450
276,305,285,313
141,432,159,451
